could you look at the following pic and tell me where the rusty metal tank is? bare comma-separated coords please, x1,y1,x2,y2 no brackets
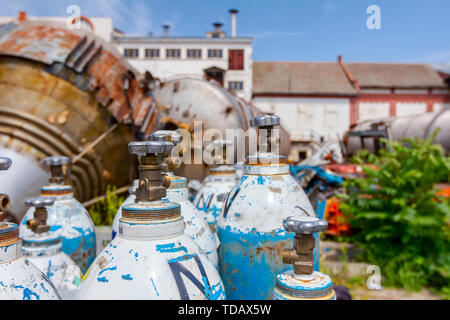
153,77,291,180
0,20,160,219
345,108,450,155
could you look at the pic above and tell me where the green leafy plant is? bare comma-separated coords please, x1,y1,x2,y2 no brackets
339,132,450,298
89,185,124,226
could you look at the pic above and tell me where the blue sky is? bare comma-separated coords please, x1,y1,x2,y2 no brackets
2,0,449,63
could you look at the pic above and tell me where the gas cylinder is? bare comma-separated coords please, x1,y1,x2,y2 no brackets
0,157,60,300
112,179,138,239
216,115,320,300
22,197,83,300
79,141,225,300
274,217,335,300
194,140,237,230
20,156,96,273
151,130,219,268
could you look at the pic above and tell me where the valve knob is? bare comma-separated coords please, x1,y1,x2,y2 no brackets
0,157,12,170
150,130,182,144
249,115,280,128
43,156,71,167
25,197,55,208
283,216,328,235
128,141,173,155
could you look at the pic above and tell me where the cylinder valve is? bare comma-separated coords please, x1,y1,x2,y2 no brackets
129,141,174,202
43,156,71,185
25,197,55,234
274,215,335,300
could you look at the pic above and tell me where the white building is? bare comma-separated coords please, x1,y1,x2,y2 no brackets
113,10,253,101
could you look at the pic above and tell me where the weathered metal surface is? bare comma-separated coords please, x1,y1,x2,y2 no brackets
22,232,82,300
273,271,336,300
0,222,61,300
153,77,290,180
216,115,319,300
345,108,450,155
194,167,237,229
80,141,224,300
0,20,160,218
20,186,96,273
274,216,335,300
216,170,320,299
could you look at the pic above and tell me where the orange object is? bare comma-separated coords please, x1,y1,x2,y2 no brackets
323,198,352,236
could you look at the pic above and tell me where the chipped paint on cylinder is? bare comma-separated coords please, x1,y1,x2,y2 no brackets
22,233,82,300
79,200,225,300
0,222,60,300
216,163,320,300
194,167,237,229
20,186,96,273
273,271,336,300
112,177,219,269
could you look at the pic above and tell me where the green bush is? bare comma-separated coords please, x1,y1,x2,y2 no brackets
89,185,124,226
339,132,450,298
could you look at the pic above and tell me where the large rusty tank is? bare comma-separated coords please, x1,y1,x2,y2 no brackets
0,20,159,220
345,107,450,156
153,77,291,180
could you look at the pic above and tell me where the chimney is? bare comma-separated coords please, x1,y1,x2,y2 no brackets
213,22,223,32
162,25,169,37
229,9,238,38
18,11,27,22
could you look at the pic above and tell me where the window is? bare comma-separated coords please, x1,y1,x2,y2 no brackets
228,81,243,91
166,49,181,58
145,48,160,58
208,49,223,58
228,49,244,70
187,49,202,58
123,48,139,58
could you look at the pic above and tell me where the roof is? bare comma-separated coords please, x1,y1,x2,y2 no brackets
113,35,253,44
252,62,358,96
345,63,446,89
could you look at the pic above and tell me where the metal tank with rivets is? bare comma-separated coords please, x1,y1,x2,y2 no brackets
20,156,96,273
194,140,237,231
22,197,83,300
79,141,225,300
274,216,335,300
216,115,321,300
0,157,60,300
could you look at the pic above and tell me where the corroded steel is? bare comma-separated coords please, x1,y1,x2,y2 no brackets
345,108,450,155
153,77,290,180
0,20,160,218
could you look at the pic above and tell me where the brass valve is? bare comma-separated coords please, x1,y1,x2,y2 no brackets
128,141,174,202
25,197,55,234
43,156,71,185
281,216,328,275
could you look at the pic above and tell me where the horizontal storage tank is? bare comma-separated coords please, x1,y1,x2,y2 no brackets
345,108,450,155
0,20,160,220
153,77,291,180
